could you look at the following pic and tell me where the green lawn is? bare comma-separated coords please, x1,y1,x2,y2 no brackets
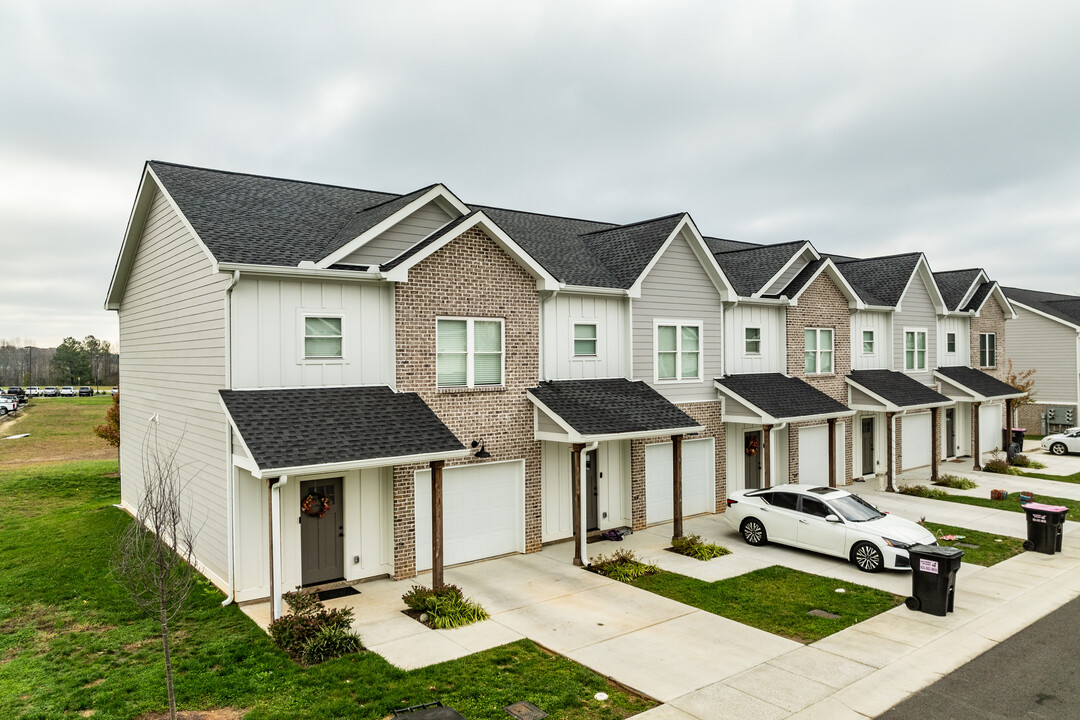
0,395,116,466
630,566,904,644
929,490,1080,522
0,461,653,720
920,523,1026,567
1014,469,1080,485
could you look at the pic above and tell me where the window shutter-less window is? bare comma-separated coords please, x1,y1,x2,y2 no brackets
305,317,342,358
680,326,700,379
473,320,502,385
804,328,818,373
657,325,677,379
574,323,597,356
437,319,467,386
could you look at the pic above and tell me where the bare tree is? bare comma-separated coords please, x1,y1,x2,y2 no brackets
112,429,197,720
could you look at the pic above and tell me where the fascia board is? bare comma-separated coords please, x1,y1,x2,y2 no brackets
956,269,989,310
977,283,1017,320
845,378,900,412
912,255,949,314
788,258,864,309
526,392,585,442
231,452,259,474
759,242,816,297
581,425,706,442
557,284,631,297
247,448,473,480
713,380,778,423
931,371,1026,403
217,262,385,283
316,184,468,268
1008,299,1080,332
218,397,259,470
627,215,736,301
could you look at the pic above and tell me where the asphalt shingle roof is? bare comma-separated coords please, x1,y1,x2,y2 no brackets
528,379,701,436
835,253,922,307
715,373,851,420
380,211,478,271
847,370,952,408
579,213,686,288
962,281,995,313
768,258,827,299
322,184,439,260
709,240,808,297
219,386,464,471
1003,287,1080,328
933,269,981,311
935,366,1023,400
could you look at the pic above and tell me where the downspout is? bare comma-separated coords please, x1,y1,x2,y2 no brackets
579,441,599,566
768,422,787,484
268,474,290,621
221,270,240,607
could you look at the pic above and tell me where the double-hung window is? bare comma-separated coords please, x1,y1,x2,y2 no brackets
437,318,503,388
304,316,343,359
745,327,761,355
905,330,927,371
862,330,874,354
946,332,957,354
804,328,833,374
573,322,597,357
656,322,701,381
980,333,996,367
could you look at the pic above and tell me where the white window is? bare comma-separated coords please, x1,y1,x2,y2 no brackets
304,316,343,358
905,330,927,371
804,328,833,374
573,322,597,357
946,332,956,354
745,327,761,355
437,318,503,388
656,322,701,381
980,333,996,367
862,330,874,355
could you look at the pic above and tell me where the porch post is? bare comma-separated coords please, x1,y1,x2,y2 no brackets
827,418,837,488
672,434,684,541
267,477,277,622
571,443,584,566
762,424,773,489
931,407,941,483
430,460,445,590
973,402,982,471
885,412,896,492
1004,398,1014,464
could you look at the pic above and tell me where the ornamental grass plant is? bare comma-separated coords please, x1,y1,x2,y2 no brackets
899,484,952,500
933,474,978,490
588,549,660,582
402,583,489,629
670,533,731,561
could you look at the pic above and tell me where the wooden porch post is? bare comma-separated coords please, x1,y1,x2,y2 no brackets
972,402,982,471
762,424,773,489
672,434,684,541
430,460,445,590
1004,398,1015,464
931,407,941,483
827,418,837,488
885,412,896,492
267,477,277,622
571,443,584,566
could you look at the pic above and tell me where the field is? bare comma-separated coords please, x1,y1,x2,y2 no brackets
1,396,117,466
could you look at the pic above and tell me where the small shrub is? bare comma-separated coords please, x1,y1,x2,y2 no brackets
898,484,951,500
301,625,364,665
983,454,1023,475
1010,454,1047,470
402,584,489,629
671,533,731,561
589,549,660,582
269,590,357,662
933,474,978,490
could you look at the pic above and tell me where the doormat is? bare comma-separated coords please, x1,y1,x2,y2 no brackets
317,586,360,601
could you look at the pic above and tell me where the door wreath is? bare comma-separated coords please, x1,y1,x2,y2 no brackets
745,437,759,456
301,492,333,519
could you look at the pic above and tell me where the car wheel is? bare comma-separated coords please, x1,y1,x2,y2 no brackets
851,541,884,572
740,518,768,546
1050,443,1068,456
0,407,6,416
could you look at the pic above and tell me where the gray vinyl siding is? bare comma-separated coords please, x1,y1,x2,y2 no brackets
893,274,938,385
763,256,809,296
117,187,232,589
632,231,724,403
338,201,453,266
1007,306,1079,403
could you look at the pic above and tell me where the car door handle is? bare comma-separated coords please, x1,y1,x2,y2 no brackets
798,519,808,524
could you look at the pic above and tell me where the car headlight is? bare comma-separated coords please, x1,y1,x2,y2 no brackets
881,537,912,549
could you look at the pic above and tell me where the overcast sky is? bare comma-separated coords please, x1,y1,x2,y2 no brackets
3,1,1078,349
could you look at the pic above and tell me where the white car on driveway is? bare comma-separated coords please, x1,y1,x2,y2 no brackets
1042,428,1080,456
724,484,937,572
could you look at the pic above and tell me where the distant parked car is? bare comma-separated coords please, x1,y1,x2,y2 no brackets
78,386,94,397
111,386,118,395
43,386,60,397
1042,428,1080,456
6,386,26,401
27,386,42,397
0,395,17,415
60,386,76,397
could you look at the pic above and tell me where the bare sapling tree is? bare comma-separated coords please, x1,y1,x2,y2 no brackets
112,428,197,720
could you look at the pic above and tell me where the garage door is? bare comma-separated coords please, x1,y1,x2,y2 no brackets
980,403,1003,452
414,460,523,572
645,438,714,525
901,413,932,470
798,425,829,484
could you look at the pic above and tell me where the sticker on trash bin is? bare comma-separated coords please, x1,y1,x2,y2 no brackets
919,559,939,574
1033,514,1047,524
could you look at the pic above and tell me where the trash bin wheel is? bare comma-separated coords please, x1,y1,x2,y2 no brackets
905,596,920,611
1023,539,1035,551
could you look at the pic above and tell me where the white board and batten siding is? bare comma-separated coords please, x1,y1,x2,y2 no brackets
540,440,631,542
938,316,970,368
901,412,932,470
725,304,785,374
337,200,454,267
230,278,395,388
541,293,629,380
893,274,939,385
1007,307,1079,404
851,311,891,371
632,231,724,403
118,187,232,589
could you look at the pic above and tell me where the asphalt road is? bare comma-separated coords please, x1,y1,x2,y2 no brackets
879,593,1080,719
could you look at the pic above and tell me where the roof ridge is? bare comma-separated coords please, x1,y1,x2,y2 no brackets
712,239,808,256
474,202,620,229
934,268,982,276
578,211,686,237
836,251,923,265
148,160,402,197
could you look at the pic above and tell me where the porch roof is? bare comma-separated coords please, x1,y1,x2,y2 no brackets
219,386,468,477
933,366,1026,403
714,373,853,424
527,378,704,443
846,370,954,412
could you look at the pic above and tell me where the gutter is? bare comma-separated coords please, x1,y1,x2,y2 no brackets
222,270,240,607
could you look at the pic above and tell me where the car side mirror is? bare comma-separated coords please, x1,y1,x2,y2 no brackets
825,514,841,523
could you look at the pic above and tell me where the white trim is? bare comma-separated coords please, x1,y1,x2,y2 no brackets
527,391,703,443
903,327,928,372
436,316,506,389
954,269,990,310
218,262,385,282
239,448,472,480
297,310,346,363
757,243,819,297
558,284,632,297
803,327,835,375
653,319,704,384
1007,298,1080,332
572,320,599,359
861,329,876,355
785,257,864,309
713,379,855,424
744,326,762,356
932,370,1027,403
626,215,736,301
845,377,954,413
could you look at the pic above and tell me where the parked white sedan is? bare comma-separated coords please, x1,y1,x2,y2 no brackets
1042,428,1080,456
724,485,936,572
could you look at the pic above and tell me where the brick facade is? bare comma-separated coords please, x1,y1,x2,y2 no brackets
971,295,1008,381
391,227,542,579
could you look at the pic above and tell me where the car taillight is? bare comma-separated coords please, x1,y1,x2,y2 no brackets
726,499,738,507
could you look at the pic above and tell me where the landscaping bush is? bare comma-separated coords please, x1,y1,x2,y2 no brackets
1010,454,1047,470
589,549,660,582
983,453,1023,475
671,533,731,561
300,624,365,665
402,583,489,629
898,484,951,500
933,474,978,490
269,590,361,663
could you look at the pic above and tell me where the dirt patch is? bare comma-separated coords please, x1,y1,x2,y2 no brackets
83,678,106,688
135,708,247,720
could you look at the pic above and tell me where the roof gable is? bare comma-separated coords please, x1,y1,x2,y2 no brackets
934,269,984,311
711,240,809,298
1003,286,1080,329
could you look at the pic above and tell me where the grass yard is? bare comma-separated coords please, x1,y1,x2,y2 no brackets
0,461,653,720
920,522,1026,567
1013,469,1080,485
0,396,117,467
928,490,1080,522
630,566,904,644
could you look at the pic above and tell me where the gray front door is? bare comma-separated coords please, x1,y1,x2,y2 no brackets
745,431,763,489
861,417,875,475
586,449,599,531
300,478,344,586
945,409,956,458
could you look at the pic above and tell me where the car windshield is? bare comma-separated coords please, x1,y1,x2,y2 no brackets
828,494,885,522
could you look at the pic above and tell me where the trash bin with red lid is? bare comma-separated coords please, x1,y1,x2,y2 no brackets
1022,502,1068,555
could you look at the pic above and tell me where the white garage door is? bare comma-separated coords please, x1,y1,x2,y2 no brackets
414,460,523,572
646,438,714,525
798,425,829,484
902,413,932,470
980,403,1003,452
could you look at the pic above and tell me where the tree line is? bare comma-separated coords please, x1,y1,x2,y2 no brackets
0,336,119,387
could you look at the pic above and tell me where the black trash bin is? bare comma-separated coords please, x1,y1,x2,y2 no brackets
1022,502,1068,554
1012,427,1027,448
905,544,964,616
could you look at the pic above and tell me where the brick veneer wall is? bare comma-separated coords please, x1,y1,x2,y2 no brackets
630,400,725,529
392,227,542,579
971,296,1008,382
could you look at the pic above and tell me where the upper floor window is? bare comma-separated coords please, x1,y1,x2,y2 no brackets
905,329,927,371
947,332,957,354
980,333,996,367
804,328,833,374
862,330,874,355
437,318,503,388
573,322,597,357
656,322,700,381
745,327,761,355
304,316,343,359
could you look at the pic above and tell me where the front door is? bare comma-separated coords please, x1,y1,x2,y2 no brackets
300,478,344,586
945,409,956,458
745,431,763,489
861,417,875,476
585,449,599,531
